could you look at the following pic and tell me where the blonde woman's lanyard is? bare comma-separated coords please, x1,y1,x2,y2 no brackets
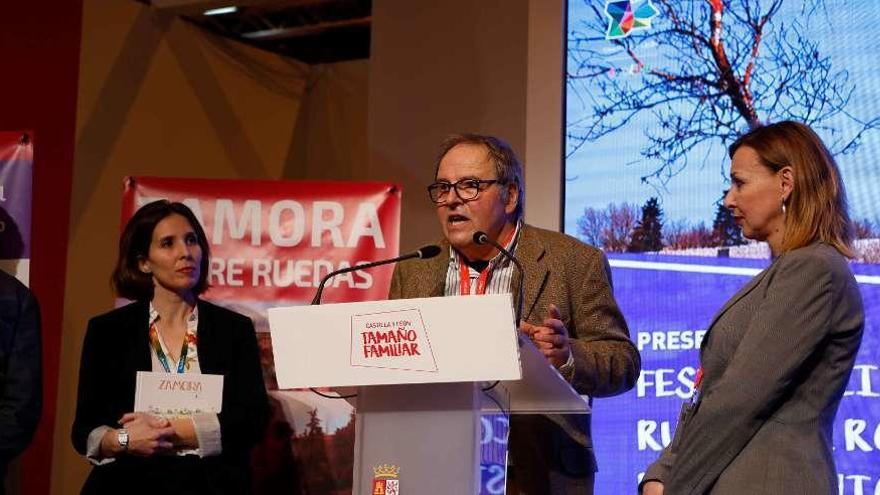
149,310,197,374
459,228,517,296
691,366,704,405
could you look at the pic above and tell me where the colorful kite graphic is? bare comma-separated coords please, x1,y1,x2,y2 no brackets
604,0,659,40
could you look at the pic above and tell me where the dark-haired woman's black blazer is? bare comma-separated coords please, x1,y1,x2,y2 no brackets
72,299,269,495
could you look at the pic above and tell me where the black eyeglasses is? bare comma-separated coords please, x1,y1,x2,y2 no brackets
427,178,500,204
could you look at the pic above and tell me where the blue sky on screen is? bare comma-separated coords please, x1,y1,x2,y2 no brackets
564,0,880,236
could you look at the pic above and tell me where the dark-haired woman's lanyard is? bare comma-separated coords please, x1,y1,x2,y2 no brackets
148,309,198,374
459,228,517,296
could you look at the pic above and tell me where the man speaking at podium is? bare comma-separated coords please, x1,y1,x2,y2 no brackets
388,133,640,494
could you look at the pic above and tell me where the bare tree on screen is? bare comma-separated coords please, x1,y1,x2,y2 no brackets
853,219,878,240
604,202,640,251
665,220,714,249
577,202,640,251
567,0,880,185
577,206,609,247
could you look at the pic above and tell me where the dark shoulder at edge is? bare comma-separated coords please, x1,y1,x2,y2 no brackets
0,269,30,300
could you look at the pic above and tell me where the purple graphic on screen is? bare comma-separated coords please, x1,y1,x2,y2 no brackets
566,1,880,492
0,132,33,260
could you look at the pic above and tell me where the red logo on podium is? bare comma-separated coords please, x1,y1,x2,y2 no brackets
351,309,438,372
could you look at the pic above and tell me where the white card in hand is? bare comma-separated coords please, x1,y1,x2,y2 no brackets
134,371,224,417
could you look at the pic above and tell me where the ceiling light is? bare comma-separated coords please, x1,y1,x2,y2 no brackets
204,6,237,16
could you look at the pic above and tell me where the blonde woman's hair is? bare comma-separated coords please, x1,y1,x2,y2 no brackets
728,121,854,257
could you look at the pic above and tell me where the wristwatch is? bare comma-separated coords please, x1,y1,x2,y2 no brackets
558,351,575,377
117,428,129,452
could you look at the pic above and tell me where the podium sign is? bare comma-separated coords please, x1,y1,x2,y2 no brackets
269,294,588,494
268,294,522,389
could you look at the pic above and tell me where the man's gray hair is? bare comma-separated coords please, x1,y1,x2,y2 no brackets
434,133,525,220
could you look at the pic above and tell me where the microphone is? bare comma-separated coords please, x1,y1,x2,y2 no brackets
473,231,524,328
310,245,442,305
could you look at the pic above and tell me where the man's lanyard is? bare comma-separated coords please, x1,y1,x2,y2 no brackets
148,311,197,374
459,261,492,296
459,227,517,296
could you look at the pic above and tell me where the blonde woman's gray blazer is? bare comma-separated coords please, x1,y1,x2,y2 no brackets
642,242,864,494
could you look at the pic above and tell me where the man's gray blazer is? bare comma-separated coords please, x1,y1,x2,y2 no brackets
642,242,864,494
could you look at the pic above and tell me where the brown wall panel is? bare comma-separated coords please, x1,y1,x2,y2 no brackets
368,0,531,250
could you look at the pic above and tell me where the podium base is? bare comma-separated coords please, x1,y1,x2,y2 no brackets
352,382,483,495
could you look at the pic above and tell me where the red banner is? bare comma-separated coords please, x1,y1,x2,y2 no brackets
121,176,401,304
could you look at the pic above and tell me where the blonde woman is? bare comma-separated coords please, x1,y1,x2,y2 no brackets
641,121,864,495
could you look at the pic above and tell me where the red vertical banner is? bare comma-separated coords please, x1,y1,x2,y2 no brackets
121,176,402,494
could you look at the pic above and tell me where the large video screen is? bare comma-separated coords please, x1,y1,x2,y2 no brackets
565,1,880,493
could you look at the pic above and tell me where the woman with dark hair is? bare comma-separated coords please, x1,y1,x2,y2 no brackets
72,200,268,494
640,121,864,494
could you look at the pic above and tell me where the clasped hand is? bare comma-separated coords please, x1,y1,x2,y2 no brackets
109,412,176,457
519,304,571,368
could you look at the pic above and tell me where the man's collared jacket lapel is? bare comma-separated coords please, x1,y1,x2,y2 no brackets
514,225,550,323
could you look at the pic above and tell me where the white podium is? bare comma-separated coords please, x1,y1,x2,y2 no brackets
269,294,589,495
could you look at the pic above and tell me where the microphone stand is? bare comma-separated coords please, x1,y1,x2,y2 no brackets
473,231,525,395
311,245,441,305
473,231,525,329
307,245,442,399
310,251,419,306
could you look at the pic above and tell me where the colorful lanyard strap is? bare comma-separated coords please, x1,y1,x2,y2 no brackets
149,320,190,374
459,227,518,296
